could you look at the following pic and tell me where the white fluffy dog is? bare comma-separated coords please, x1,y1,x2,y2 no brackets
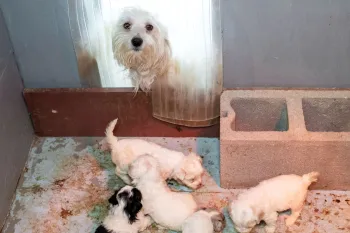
105,118,204,189
112,7,206,92
229,172,320,233
95,186,152,233
182,208,226,233
129,154,198,231
112,7,171,92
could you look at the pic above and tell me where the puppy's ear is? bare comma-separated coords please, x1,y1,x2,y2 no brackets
139,156,153,170
251,206,264,221
145,159,153,170
242,207,259,227
95,225,112,233
125,199,143,224
129,156,152,179
241,208,253,222
131,188,142,203
177,168,187,180
108,188,121,205
188,152,203,164
195,154,203,164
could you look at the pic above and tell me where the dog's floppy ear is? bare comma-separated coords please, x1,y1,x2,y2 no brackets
108,188,121,205
243,207,259,226
131,188,142,202
189,152,203,163
95,225,112,233
153,15,171,55
124,193,143,224
164,37,172,55
241,208,252,221
125,201,142,224
159,24,172,56
129,155,154,179
251,206,264,221
177,168,187,180
186,152,203,166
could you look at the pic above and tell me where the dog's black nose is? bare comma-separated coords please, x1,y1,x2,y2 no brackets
131,37,143,47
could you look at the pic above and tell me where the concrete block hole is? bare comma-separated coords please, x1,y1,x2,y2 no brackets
302,98,350,132
230,98,289,131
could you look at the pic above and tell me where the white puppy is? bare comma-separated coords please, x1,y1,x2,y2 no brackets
112,7,171,92
182,208,226,233
95,186,152,233
129,154,198,231
105,118,204,189
229,172,320,233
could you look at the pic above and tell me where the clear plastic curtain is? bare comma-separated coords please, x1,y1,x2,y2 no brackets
68,0,132,87
150,0,222,126
68,0,222,126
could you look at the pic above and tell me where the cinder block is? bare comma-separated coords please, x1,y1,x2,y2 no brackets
220,90,350,190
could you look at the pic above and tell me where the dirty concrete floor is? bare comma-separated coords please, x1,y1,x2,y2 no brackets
2,137,350,233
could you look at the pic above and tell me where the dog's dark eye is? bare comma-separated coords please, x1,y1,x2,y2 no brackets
123,22,131,30
145,24,153,31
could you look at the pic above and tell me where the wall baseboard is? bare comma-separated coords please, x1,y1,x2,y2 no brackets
24,88,219,137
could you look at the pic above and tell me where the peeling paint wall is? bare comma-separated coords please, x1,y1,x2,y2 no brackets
0,7,33,227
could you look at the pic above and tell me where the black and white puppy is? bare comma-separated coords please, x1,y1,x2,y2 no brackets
95,186,152,233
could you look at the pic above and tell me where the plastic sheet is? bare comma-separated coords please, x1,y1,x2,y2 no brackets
68,0,222,126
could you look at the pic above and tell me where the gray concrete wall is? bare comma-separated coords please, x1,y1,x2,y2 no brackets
1,0,350,88
0,8,33,227
0,0,81,88
222,0,350,88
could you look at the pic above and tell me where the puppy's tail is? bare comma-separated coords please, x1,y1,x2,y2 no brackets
105,118,119,149
302,171,320,186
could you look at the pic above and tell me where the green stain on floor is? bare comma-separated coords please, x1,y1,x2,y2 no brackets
88,146,124,190
223,207,237,233
167,180,193,192
197,138,220,186
88,202,109,224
